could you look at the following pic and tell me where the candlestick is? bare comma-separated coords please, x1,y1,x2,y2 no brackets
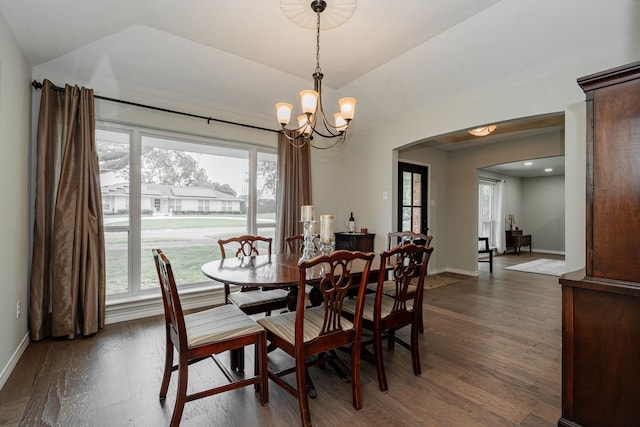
298,219,317,264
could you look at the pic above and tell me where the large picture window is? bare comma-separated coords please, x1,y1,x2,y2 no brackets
97,124,277,300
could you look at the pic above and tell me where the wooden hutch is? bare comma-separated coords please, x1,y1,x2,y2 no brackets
559,61,640,426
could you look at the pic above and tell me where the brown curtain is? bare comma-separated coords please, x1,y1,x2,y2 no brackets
29,80,106,341
276,132,312,253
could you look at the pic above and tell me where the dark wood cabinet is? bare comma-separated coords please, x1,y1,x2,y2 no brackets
559,61,640,427
505,230,531,254
334,232,375,252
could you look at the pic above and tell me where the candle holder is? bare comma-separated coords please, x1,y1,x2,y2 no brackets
298,220,317,264
319,241,335,256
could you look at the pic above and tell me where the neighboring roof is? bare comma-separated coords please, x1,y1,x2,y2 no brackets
101,183,241,201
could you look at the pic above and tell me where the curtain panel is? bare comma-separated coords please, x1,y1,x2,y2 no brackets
30,80,106,341
275,132,312,253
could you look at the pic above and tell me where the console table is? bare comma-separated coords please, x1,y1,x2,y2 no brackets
334,232,375,252
505,230,531,254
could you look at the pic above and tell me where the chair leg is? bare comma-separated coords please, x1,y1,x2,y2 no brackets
373,325,389,393
489,252,493,273
255,337,269,405
387,329,396,350
350,339,363,409
171,354,189,427
295,356,312,427
230,347,245,373
418,309,424,334
159,333,173,402
411,322,421,377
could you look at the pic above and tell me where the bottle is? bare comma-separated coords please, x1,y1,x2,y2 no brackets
348,212,355,233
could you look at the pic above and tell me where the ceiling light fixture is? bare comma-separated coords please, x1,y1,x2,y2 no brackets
468,125,497,137
276,0,357,149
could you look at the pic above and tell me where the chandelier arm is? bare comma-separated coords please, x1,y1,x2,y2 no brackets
280,130,310,147
308,134,347,150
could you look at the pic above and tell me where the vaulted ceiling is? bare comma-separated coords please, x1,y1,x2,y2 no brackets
1,0,637,139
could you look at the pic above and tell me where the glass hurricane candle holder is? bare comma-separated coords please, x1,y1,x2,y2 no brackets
319,241,334,256
298,220,317,264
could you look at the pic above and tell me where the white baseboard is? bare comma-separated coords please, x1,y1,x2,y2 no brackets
530,249,566,255
0,332,30,391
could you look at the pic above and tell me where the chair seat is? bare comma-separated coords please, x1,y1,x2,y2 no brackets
257,306,354,345
184,303,265,347
343,293,414,322
228,288,289,310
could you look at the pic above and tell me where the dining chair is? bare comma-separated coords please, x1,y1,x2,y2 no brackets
218,235,289,316
218,235,289,372
257,250,375,427
284,234,322,308
152,249,268,427
284,234,320,254
384,232,433,333
343,243,433,392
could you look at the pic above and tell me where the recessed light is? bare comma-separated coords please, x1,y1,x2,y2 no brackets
544,168,553,172
468,125,497,137
524,162,533,166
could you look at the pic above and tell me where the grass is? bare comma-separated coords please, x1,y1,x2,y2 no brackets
105,214,276,296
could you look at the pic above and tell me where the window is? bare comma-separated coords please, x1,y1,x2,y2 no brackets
97,124,277,300
478,178,503,249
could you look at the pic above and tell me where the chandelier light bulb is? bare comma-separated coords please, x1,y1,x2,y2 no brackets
300,90,319,114
334,113,347,132
276,103,293,126
298,114,312,136
338,97,356,121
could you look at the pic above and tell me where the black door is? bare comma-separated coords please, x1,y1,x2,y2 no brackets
397,162,429,235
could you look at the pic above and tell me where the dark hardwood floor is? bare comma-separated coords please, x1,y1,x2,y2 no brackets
0,252,563,426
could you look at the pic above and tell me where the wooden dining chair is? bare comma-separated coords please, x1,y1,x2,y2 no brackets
285,234,322,308
284,234,319,254
343,243,433,392
257,250,375,427
152,249,268,427
218,235,289,372
218,235,289,316
384,232,433,333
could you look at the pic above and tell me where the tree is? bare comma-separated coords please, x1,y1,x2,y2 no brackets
98,145,238,196
139,148,211,187
257,159,277,198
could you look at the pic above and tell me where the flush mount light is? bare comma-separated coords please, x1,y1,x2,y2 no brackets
524,162,533,166
545,168,553,172
468,125,497,137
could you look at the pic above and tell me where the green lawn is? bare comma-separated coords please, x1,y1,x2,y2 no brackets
105,213,276,296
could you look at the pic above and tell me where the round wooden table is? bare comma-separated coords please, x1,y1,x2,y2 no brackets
201,252,380,289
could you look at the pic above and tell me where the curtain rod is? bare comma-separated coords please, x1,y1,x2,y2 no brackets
479,176,501,183
31,80,278,134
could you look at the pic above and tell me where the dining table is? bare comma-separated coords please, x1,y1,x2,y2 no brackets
201,251,383,397
201,252,381,291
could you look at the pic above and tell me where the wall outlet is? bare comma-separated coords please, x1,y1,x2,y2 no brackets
16,301,21,319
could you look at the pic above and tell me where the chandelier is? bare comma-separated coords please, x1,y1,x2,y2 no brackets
276,0,357,149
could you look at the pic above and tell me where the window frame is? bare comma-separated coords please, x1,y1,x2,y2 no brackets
97,121,277,304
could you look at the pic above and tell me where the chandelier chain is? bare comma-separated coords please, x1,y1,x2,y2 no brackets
315,12,321,74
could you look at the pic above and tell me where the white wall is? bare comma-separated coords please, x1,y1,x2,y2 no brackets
339,1,639,276
522,175,565,253
0,11,31,388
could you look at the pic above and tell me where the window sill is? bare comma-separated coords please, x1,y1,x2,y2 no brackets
105,283,226,324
